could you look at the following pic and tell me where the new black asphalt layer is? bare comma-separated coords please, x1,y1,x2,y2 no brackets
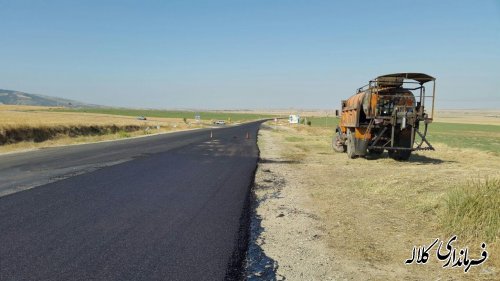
0,126,225,196
0,122,263,281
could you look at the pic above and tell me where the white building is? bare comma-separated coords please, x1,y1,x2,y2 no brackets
289,114,300,124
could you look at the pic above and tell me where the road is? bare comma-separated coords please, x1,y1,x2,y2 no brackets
0,122,262,281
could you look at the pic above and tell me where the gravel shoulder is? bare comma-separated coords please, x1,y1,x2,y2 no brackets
246,123,499,280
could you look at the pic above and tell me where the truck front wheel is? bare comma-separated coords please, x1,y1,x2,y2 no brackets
346,131,356,159
332,133,346,153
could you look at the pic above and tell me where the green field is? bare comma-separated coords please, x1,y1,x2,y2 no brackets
48,107,278,122
303,116,339,127
428,122,500,154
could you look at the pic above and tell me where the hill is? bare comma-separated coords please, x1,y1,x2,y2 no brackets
0,89,89,107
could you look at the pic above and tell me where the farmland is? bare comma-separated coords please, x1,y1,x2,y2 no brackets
47,107,277,122
0,105,276,154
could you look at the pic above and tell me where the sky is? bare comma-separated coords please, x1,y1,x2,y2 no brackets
0,0,499,109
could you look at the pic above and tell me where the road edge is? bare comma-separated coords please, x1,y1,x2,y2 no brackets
224,124,261,281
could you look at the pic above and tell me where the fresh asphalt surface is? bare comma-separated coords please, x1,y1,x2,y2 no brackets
0,121,263,281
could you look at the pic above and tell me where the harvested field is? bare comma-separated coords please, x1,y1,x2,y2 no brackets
434,109,500,125
248,121,500,280
0,106,206,153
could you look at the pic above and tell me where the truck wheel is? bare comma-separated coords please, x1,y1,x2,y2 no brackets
388,150,411,161
346,131,356,159
368,148,384,155
332,133,346,153
389,128,413,160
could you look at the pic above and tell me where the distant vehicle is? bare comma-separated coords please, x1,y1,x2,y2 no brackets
333,73,436,160
213,120,226,125
136,116,147,120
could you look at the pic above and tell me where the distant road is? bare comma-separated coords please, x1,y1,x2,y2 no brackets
0,122,262,280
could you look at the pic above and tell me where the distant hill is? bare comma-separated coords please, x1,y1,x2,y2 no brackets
0,89,91,107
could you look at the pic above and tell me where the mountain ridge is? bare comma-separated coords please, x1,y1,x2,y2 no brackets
0,89,92,107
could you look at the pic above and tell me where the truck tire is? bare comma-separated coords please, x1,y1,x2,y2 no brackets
389,128,413,160
346,131,356,159
332,133,346,153
368,148,384,155
388,149,411,161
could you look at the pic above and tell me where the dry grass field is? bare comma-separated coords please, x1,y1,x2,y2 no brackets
0,105,190,127
434,109,500,125
0,105,207,154
249,121,499,280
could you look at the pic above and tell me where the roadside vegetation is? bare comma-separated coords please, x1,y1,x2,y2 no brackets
290,117,500,238
253,120,499,279
442,178,500,242
0,124,140,145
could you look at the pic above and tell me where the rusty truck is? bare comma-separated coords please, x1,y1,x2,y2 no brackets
333,73,436,160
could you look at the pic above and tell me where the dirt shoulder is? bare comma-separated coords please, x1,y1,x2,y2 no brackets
247,123,499,280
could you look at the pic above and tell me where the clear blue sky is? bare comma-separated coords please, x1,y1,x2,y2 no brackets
1,0,499,109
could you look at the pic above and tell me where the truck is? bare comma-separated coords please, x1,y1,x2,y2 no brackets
332,73,436,160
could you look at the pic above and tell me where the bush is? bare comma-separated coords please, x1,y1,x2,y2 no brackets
118,130,131,138
0,124,142,145
441,178,500,242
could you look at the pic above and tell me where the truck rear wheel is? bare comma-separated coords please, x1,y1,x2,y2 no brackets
388,149,411,161
389,127,413,160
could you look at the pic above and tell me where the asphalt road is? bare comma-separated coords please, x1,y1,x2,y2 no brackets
0,122,262,281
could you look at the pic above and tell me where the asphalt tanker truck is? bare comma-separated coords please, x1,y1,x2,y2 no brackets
332,73,436,160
